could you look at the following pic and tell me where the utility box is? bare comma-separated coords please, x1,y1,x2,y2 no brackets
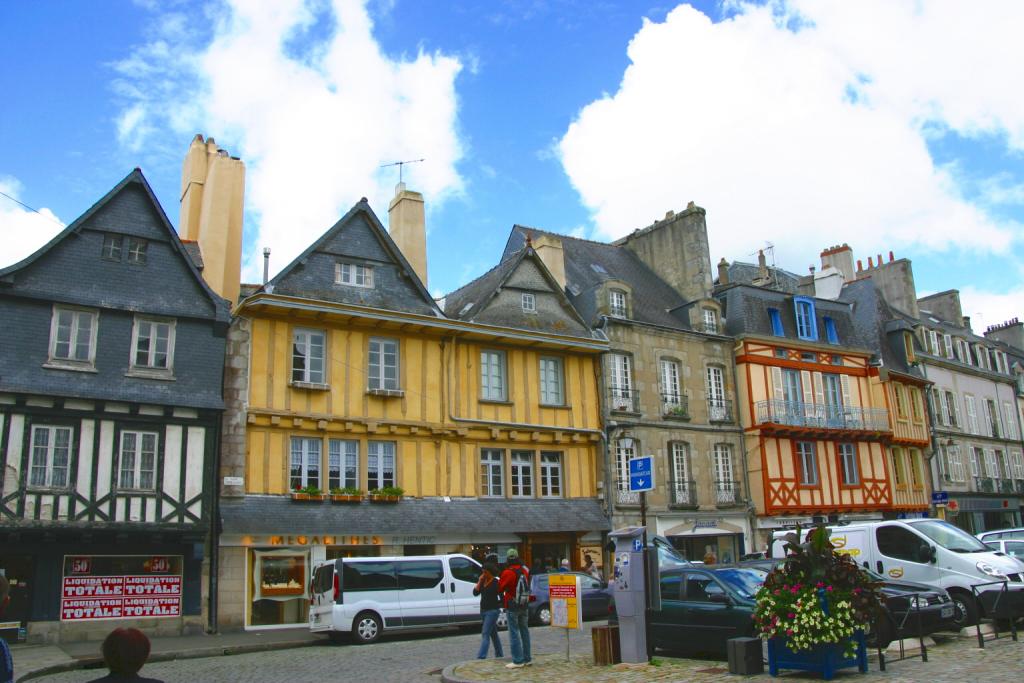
727,637,764,675
609,526,648,663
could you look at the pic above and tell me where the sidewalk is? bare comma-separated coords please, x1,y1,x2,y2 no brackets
10,628,319,682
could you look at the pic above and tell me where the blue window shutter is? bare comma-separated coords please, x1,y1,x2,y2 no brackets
824,317,838,344
768,308,783,336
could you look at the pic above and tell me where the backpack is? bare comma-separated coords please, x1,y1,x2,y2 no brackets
510,567,530,610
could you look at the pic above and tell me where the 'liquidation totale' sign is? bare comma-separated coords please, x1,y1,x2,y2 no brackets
60,576,182,621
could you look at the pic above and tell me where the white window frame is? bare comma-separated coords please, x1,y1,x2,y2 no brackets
368,337,400,391
609,290,627,318
968,447,981,478
713,444,734,489
796,441,818,486
130,316,176,374
964,395,978,434
367,441,396,490
480,349,507,401
947,445,966,483
510,450,534,498
839,443,859,485
943,334,954,359
28,425,73,489
126,237,147,264
706,365,727,419
927,330,939,355
101,234,122,261
984,449,999,478
480,448,504,497
539,451,562,498
539,356,564,406
335,262,373,288
328,439,358,491
703,308,718,333
1004,402,1019,440
660,359,683,411
47,305,98,368
615,440,637,492
609,354,633,411
1012,450,1024,480
290,437,321,490
521,292,536,313
291,328,326,385
118,430,158,490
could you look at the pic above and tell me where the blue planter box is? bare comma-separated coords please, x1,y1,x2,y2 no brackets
767,630,867,680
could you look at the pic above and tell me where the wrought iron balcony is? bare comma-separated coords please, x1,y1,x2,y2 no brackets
754,399,890,432
714,480,741,506
708,398,733,423
615,488,641,505
662,394,690,419
974,476,995,493
608,387,636,413
669,480,697,507
1017,480,1024,494
998,479,1016,494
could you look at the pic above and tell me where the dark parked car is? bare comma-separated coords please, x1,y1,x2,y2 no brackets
528,571,612,625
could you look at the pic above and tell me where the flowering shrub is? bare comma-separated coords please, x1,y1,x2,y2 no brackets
754,525,882,654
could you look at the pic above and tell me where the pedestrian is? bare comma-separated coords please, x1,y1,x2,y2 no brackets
582,553,602,581
498,548,532,669
87,628,164,682
702,545,717,565
1,576,12,683
558,559,570,572
473,562,504,660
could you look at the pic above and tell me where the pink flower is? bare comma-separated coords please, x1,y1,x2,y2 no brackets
816,582,825,588
774,589,781,595
787,612,795,619
853,588,862,594
826,585,834,592
786,629,794,636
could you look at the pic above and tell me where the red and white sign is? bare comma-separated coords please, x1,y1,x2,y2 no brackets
61,576,181,621
69,557,92,575
147,556,171,573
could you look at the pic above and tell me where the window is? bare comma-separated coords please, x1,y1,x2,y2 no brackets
368,337,399,391
946,445,966,482
342,561,397,591
615,440,637,492
975,345,988,369
969,447,982,478
1012,451,1024,480
660,359,682,413
894,386,908,419
29,425,72,488
397,560,444,590
892,447,907,485
908,449,923,487
367,441,396,490
521,292,536,313
609,289,627,318
328,439,358,491
48,306,97,366
101,234,122,261
943,334,954,358
706,365,727,419
984,449,999,478
540,451,562,497
839,443,859,485
876,525,927,563
659,573,683,601
713,445,735,501
539,356,564,405
671,442,690,483
984,399,1000,437
118,431,157,490
609,354,633,411
480,349,507,401
824,316,839,344
480,449,504,497
944,391,959,427
510,451,533,497
796,441,818,485
449,557,482,584
927,330,939,355
291,328,325,384
126,238,147,264
290,437,321,490
131,317,174,371
702,308,718,333
964,395,978,434
335,262,373,287
959,339,972,365
768,308,784,336
684,573,727,602
903,332,916,362
794,297,816,340
909,387,923,421
1004,402,1019,440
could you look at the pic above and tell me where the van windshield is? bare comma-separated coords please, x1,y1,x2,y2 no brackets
908,520,990,553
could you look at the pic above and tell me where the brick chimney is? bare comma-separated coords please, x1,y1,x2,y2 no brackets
179,134,246,305
820,244,854,282
387,182,427,287
717,257,729,285
532,234,566,291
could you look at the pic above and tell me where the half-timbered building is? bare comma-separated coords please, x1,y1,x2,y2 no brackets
0,169,229,642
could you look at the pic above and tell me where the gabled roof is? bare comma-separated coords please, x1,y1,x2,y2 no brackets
0,168,230,321
501,225,692,331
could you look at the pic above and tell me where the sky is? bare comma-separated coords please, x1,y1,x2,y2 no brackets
2,0,1022,333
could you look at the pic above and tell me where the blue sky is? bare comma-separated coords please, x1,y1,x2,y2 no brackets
2,0,1022,330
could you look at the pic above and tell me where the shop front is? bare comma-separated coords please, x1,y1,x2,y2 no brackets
658,515,751,565
944,495,1023,535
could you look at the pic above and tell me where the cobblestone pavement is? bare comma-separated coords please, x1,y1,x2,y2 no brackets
28,624,1024,683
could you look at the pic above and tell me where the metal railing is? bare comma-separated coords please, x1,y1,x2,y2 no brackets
974,477,995,493
754,399,890,431
998,479,1016,494
662,394,689,419
708,398,733,423
1017,479,1024,494
714,480,741,505
669,480,697,507
608,387,635,413
615,488,640,505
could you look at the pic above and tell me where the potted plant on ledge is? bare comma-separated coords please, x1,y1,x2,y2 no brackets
754,525,882,680
368,486,404,503
330,486,363,503
291,485,325,502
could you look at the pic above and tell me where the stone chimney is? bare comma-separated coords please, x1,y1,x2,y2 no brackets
855,249,920,319
985,318,1024,351
532,234,566,291
918,290,964,327
820,244,855,282
717,258,729,285
387,182,427,287
179,134,245,305
614,203,712,301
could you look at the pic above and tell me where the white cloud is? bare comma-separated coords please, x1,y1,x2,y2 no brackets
113,0,464,281
559,1,1024,270
959,284,1024,334
0,176,65,269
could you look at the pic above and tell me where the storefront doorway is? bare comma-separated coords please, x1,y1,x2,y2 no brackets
0,555,31,642
248,549,309,628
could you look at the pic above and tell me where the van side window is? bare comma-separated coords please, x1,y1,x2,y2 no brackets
875,526,924,562
343,561,397,590
397,560,444,589
449,557,482,583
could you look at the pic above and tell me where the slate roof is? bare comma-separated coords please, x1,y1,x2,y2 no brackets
840,278,923,378
220,496,611,535
723,261,802,294
180,239,204,271
444,251,522,320
501,226,691,330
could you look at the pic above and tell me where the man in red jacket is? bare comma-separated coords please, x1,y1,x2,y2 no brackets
498,548,532,668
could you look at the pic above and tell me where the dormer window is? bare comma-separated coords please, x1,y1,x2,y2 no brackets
903,331,916,363
102,234,122,261
609,290,627,318
127,238,147,264
336,262,373,288
522,292,536,313
793,297,816,341
927,330,939,355
702,308,718,333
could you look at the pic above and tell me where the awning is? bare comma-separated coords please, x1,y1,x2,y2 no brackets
664,519,744,537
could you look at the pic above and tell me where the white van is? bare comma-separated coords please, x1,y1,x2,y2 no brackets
308,554,483,644
771,519,1024,627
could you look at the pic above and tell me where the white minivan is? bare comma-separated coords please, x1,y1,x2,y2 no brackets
309,553,483,644
771,519,1024,627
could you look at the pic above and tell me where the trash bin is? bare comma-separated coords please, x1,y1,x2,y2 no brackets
592,624,621,665
727,636,764,675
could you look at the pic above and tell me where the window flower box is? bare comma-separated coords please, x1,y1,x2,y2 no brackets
291,486,325,502
330,487,363,503
368,486,404,503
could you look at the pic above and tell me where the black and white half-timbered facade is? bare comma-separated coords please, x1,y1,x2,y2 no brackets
0,170,229,642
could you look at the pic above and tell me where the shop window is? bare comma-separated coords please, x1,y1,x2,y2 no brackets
367,441,396,490
250,550,309,626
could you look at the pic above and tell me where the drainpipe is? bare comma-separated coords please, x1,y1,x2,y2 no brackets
918,363,943,520
208,413,221,633
727,339,756,552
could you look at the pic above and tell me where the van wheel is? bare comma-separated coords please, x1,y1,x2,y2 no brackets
949,591,979,628
352,611,383,644
537,604,551,626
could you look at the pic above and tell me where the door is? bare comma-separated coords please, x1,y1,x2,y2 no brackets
396,559,449,627
873,525,938,584
342,560,401,628
309,563,336,631
0,554,32,642
447,556,483,625
782,369,802,423
649,570,685,650
680,571,743,652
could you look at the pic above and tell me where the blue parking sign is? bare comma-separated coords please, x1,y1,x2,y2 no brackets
628,455,654,492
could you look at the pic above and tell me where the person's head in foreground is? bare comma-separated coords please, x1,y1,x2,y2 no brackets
102,628,151,676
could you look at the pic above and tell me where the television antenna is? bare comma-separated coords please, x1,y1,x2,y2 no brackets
380,158,424,184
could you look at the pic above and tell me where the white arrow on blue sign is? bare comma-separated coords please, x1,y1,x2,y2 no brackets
628,455,655,493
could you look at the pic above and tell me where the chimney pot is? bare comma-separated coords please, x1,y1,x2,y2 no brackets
877,253,882,265
857,259,863,271
868,257,874,268
889,251,894,262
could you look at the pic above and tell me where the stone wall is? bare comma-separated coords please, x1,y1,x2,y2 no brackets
216,546,247,631
220,316,251,498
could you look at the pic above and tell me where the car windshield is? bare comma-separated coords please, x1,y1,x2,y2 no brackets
714,568,767,599
909,520,990,553
653,536,691,569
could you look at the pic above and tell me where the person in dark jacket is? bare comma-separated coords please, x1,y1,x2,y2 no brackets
498,548,531,668
87,628,163,683
472,562,504,659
